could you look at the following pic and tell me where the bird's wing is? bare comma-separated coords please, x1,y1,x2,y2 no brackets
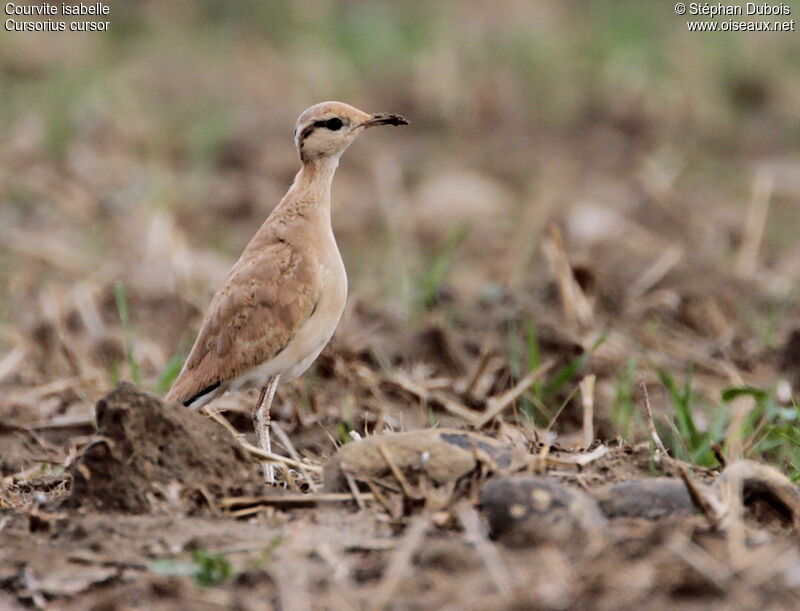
165,236,321,405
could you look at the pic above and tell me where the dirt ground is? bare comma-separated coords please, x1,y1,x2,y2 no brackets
2,277,800,609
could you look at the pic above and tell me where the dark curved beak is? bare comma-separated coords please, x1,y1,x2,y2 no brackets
361,113,410,129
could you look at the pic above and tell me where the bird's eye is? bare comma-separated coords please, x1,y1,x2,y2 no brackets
325,118,343,131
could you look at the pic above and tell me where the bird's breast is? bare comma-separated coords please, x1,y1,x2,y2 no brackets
239,241,346,390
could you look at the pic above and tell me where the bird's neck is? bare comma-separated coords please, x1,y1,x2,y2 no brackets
291,156,341,214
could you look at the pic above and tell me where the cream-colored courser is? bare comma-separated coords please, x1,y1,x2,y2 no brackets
166,101,408,481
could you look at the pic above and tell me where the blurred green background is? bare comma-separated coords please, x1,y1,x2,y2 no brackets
2,1,799,304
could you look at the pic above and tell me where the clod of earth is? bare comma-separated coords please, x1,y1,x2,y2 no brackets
480,476,607,548
65,383,265,514
594,478,698,519
323,428,517,493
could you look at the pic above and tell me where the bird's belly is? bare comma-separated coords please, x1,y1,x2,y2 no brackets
230,261,347,390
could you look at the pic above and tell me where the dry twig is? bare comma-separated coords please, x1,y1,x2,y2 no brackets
638,376,669,457
736,168,773,277
580,374,596,448
371,515,430,611
456,504,513,598
273,421,319,491
544,224,594,331
221,492,372,509
474,360,555,428
377,442,420,500
677,463,718,527
239,441,323,473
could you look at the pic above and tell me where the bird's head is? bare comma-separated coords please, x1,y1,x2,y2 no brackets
293,101,408,162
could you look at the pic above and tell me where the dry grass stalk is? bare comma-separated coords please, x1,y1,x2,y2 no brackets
273,421,319,492
627,245,683,302
544,383,581,435
531,443,550,474
666,534,731,593
364,479,396,517
221,492,372,509
736,168,774,277
475,360,555,428
229,506,273,518
0,345,26,384
377,441,421,500
456,503,513,598
544,224,593,331
545,445,609,468
371,515,430,611
202,407,244,441
429,391,482,425
724,395,755,463
639,378,721,527
273,532,312,611
580,374,596,448
677,464,718,527
386,368,483,425
463,346,494,399
203,406,323,477
28,413,95,432
345,473,367,511
508,187,559,289
239,441,323,473
638,376,670,457
315,542,353,585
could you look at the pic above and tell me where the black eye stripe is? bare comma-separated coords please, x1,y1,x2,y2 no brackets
299,124,315,141
299,117,345,144
310,118,344,130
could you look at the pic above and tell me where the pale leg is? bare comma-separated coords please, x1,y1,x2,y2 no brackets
254,375,280,483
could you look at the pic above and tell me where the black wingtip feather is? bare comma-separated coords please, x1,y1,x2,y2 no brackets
183,381,221,407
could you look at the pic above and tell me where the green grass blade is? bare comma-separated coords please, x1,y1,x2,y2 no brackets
156,352,186,394
416,223,470,311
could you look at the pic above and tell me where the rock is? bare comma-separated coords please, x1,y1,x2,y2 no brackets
594,478,697,519
65,382,263,514
323,429,515,493
480,476,606,548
